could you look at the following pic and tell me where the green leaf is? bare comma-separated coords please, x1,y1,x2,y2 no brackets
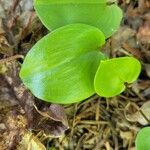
34,0,122,38
94,57,141,97
20,24,105,104
135,127,150,150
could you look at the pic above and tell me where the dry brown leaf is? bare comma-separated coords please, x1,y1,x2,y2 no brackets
32,104,69,137
111,26,136,52
137,21,150,44
125,101,150,125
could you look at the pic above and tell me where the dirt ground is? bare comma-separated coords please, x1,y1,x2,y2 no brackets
0,0,150,150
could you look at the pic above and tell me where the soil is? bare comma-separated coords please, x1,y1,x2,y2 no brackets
0,0,150,150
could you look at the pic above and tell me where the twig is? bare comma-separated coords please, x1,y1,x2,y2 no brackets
0,54,24,64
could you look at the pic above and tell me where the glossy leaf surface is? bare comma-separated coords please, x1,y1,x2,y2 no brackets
34,0,122,38
20,24,105,104
94,57,141,97
135,127,150,150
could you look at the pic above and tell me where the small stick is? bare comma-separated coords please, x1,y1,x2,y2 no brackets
0,54,24,64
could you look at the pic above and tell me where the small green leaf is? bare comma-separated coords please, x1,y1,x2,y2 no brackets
34,0,122,38
94,57,141,97
135,127,150,150
20,24,105,104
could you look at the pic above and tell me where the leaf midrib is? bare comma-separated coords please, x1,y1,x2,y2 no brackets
22,50,101,83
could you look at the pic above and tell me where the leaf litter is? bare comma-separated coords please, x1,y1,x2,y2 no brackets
0,0,150,150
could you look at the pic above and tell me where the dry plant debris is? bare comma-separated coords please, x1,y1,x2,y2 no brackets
0,0,150,150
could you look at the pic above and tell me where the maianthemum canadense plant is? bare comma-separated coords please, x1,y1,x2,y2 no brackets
135,127,150,150
20,0,141,104
19,1,148,149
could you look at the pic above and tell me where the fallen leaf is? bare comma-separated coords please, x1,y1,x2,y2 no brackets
125,101,150,125
32,104,69,137
17,130,46,150
137,21,150,44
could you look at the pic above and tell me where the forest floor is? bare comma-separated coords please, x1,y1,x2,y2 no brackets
0,0,150,150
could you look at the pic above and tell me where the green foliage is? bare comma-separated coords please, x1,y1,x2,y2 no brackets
20,1,141,104
94,57,141,97
34,0,122,38
20,24,106,104
135,127,150,150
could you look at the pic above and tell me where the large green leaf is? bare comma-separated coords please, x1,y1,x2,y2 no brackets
20,24,105,104
34,0,122,38
135,127,150,150
94,57,141,97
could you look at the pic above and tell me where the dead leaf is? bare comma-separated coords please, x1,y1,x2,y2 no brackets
125,101,150,125
17,130,46,150
0,19,12,55
137,21,150,44
111,26,136,52
32,104,69,137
